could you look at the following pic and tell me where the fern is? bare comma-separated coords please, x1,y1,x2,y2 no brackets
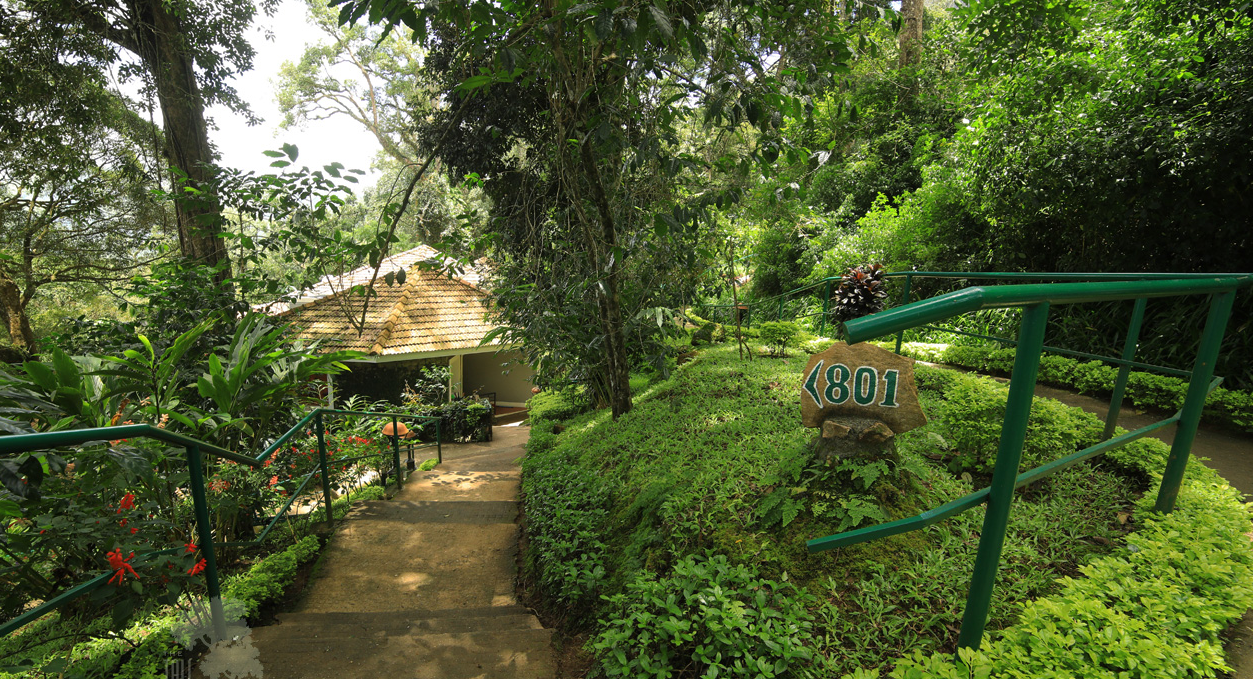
836,497,887,531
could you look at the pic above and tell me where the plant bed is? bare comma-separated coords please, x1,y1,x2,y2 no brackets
521,342,1253,677
0,485,385,678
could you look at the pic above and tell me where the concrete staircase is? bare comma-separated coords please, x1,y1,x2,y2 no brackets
250,426,554,678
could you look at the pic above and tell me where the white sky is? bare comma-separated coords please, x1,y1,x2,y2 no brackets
206,0,382,185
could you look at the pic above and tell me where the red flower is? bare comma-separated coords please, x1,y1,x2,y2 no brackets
117,493,136,513
187,558,207,576
184,541,197,554
130,527,139,534
119,519,128,527
106,549,139,585
269,475,279,487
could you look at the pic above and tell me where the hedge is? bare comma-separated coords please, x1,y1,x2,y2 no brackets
891,342,1253,433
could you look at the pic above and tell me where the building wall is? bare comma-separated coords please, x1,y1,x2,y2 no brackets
462,350,535,406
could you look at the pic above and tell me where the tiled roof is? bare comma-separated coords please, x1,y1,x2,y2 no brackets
263,245,486,314
275,251,497,357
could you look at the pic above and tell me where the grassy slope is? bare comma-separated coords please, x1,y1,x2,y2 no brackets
523,343,1202,674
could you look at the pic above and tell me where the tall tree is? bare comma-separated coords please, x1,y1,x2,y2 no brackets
274,4,479,249
899,0,925,67
6,0,277,270
276,0,430,168
338,0,851,417
0,98,165,352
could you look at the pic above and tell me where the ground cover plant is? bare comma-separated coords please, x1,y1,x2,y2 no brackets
522,340,1253,677
892,342,1253,434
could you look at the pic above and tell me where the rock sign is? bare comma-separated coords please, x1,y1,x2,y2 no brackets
800,342,927,435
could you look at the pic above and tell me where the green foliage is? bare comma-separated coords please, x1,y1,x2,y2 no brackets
691,321,724,346
874,467,1253,678
751,224,812,298
417,458,438,472
401,365,450,406
222,535,321,616
758,321,800,357
896,342,1253,434
806,180,967,282
526,389,591,425
520,439,610,620
408,398,493,443
930,375,1102,474
592,555,819,678
518,343,1197,676
0,534,328,679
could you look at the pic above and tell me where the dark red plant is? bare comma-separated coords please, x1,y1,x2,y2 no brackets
833,263,889,323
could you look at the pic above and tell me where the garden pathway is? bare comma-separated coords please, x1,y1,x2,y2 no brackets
248,424,555,679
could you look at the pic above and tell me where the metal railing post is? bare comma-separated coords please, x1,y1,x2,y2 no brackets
957,301,1050,650
315,412,333,529
819,279,833,337
777,296,784,321
1103,298,1147,440
436,420,443,464
895,273,913,353
186,445,227,642
1153,291,1236,513
390,415,403,491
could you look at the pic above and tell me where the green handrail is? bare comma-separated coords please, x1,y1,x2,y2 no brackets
803,275,1251,651
0,407,446,640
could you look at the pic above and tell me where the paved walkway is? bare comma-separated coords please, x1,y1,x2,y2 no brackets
250,425,555,678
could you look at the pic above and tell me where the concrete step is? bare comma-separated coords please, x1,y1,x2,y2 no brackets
353,499,518,524
268,606,543,635
399,470,522,502
253,628,555,679
493,410,528,426
255,614,542,643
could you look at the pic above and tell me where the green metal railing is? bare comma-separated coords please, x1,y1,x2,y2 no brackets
801,275,1251,650
0,408,443,640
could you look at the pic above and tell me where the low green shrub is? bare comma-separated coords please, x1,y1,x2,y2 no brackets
931,376,1103,473
692,321,726,345
759,321,801,357
867,473,1253,678
592,554,820,678
800,337,839,354
847,419,1253,679
519,343,1251,677
222,535,321,617
895,342,1253,433
521,442,610,620
410,397,492,442
526,389,590,424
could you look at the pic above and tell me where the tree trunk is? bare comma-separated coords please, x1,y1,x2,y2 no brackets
0,275,36,354
899,0,925,68
579,139,632,419
131,0,230,272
